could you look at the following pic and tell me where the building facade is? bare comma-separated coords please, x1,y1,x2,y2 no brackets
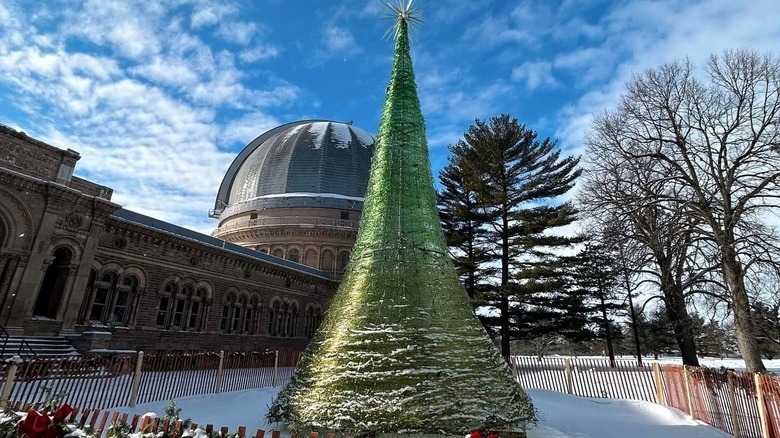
0,120,373,353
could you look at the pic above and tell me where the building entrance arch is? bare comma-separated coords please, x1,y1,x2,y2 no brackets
33,247,72,319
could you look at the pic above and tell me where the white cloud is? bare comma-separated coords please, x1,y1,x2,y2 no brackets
323,26,359,54
221,112,281,148
131,56,200,87
217,21,257,45
190,4,237,29
0,0,305,233
554,0,780,156
511,61,557,90
239,45,280,63
60,0,163,61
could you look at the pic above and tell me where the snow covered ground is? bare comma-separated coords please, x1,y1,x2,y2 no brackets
121,386,734,438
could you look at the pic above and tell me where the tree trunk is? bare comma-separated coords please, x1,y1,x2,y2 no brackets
722,249,766,372
500,293,510,357
625,273,643,366
598,289,616,368
500,214,510,357
661,279,700,367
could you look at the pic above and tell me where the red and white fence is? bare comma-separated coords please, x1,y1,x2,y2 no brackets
511,356,779,438
0,350,301,410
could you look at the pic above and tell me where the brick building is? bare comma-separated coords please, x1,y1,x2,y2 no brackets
0,120,373,353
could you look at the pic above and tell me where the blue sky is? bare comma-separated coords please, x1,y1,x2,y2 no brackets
0,0,778,234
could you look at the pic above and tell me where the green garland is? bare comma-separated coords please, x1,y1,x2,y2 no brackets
268,3,535,434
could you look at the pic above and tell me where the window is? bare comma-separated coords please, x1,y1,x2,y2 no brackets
220,305,230,331
272,248,284,258
244,296,258,334
243,307,253,333
188,300,201,329
221,293,235,333
232,295,247,332
287,249,300,263
340,211,350,220
89,273,117,321
250,213,258,219
172,298,186,328
156,297,170,326
288,304,298,337
187,288,205,331
280,302,289,336
338,251,350,270
85,272,141,325
321,251,334,272
268,301,281,336
305,306,322,338
111,277,134,323
156,282,177,327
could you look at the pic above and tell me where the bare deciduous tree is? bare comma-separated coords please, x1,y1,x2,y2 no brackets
579,138,703,366
582,49,780,372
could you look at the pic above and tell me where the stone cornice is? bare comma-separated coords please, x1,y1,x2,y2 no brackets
96,247,333,300
104,216,336,287
0,166,48,192
0,124,79,158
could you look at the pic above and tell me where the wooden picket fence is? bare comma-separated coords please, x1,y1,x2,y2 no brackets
0,350,301,410
511,356,780,438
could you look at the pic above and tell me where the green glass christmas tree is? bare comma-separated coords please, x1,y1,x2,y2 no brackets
268,2,534,434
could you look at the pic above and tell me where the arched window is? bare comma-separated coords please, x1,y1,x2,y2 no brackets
232,295,247,332
338,251,350,270
272,248,284,258
220,293,235,332
268,300,281,336
314,307,322,332
305,306,315,338
244,296,258,334
287,303,298,337
280,301,290,336
304,305,323,338
321,250,334,272
287,248,300,263
304,249,318,268
171,284,193,329
156,282,176,327
111,275,136,324
89,272,117,321
187,287,205,331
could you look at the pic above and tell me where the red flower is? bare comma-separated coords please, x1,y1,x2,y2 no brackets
471,430,483,438
16,405,73,438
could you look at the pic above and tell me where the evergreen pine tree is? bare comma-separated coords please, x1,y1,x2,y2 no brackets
437,160,488,299
569,243,623,366
441,114,581,356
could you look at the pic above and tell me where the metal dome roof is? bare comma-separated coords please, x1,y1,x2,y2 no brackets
212,120,375,219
